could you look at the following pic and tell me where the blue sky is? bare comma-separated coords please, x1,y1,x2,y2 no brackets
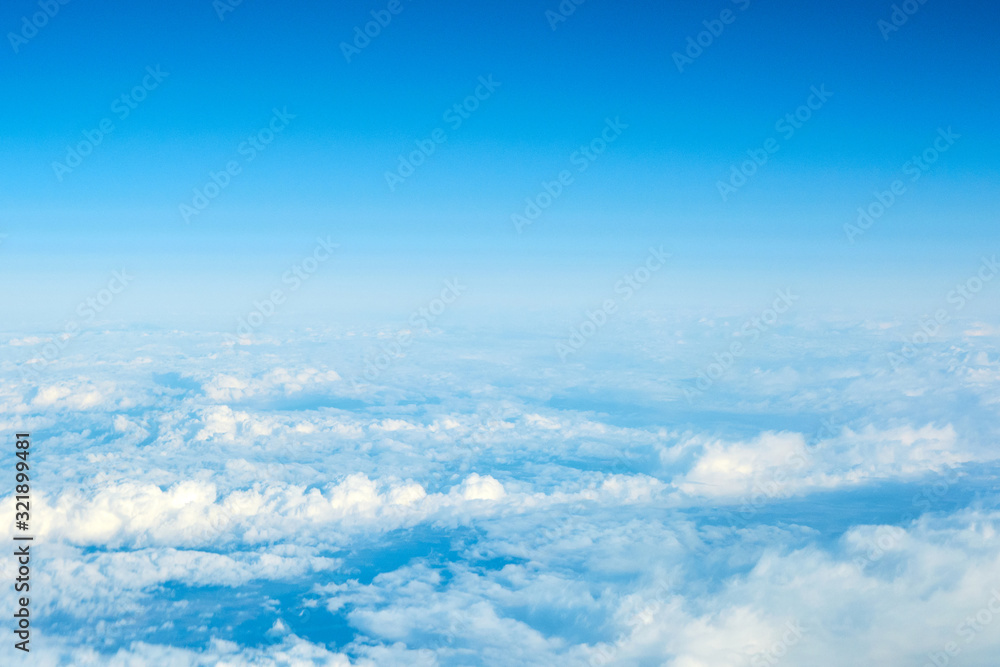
2,0,999,327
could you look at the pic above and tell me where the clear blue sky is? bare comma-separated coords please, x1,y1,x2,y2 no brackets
2,0,998,324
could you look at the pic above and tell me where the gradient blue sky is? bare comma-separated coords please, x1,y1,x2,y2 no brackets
2,0,998,325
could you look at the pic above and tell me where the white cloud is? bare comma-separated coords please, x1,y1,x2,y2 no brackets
674,423,977,500
4,320,1000,664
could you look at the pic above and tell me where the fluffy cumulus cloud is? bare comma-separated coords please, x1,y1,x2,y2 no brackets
674,423,975,500
0,317,998,665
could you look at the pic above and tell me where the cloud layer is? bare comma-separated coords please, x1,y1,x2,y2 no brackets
2,317,999,665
